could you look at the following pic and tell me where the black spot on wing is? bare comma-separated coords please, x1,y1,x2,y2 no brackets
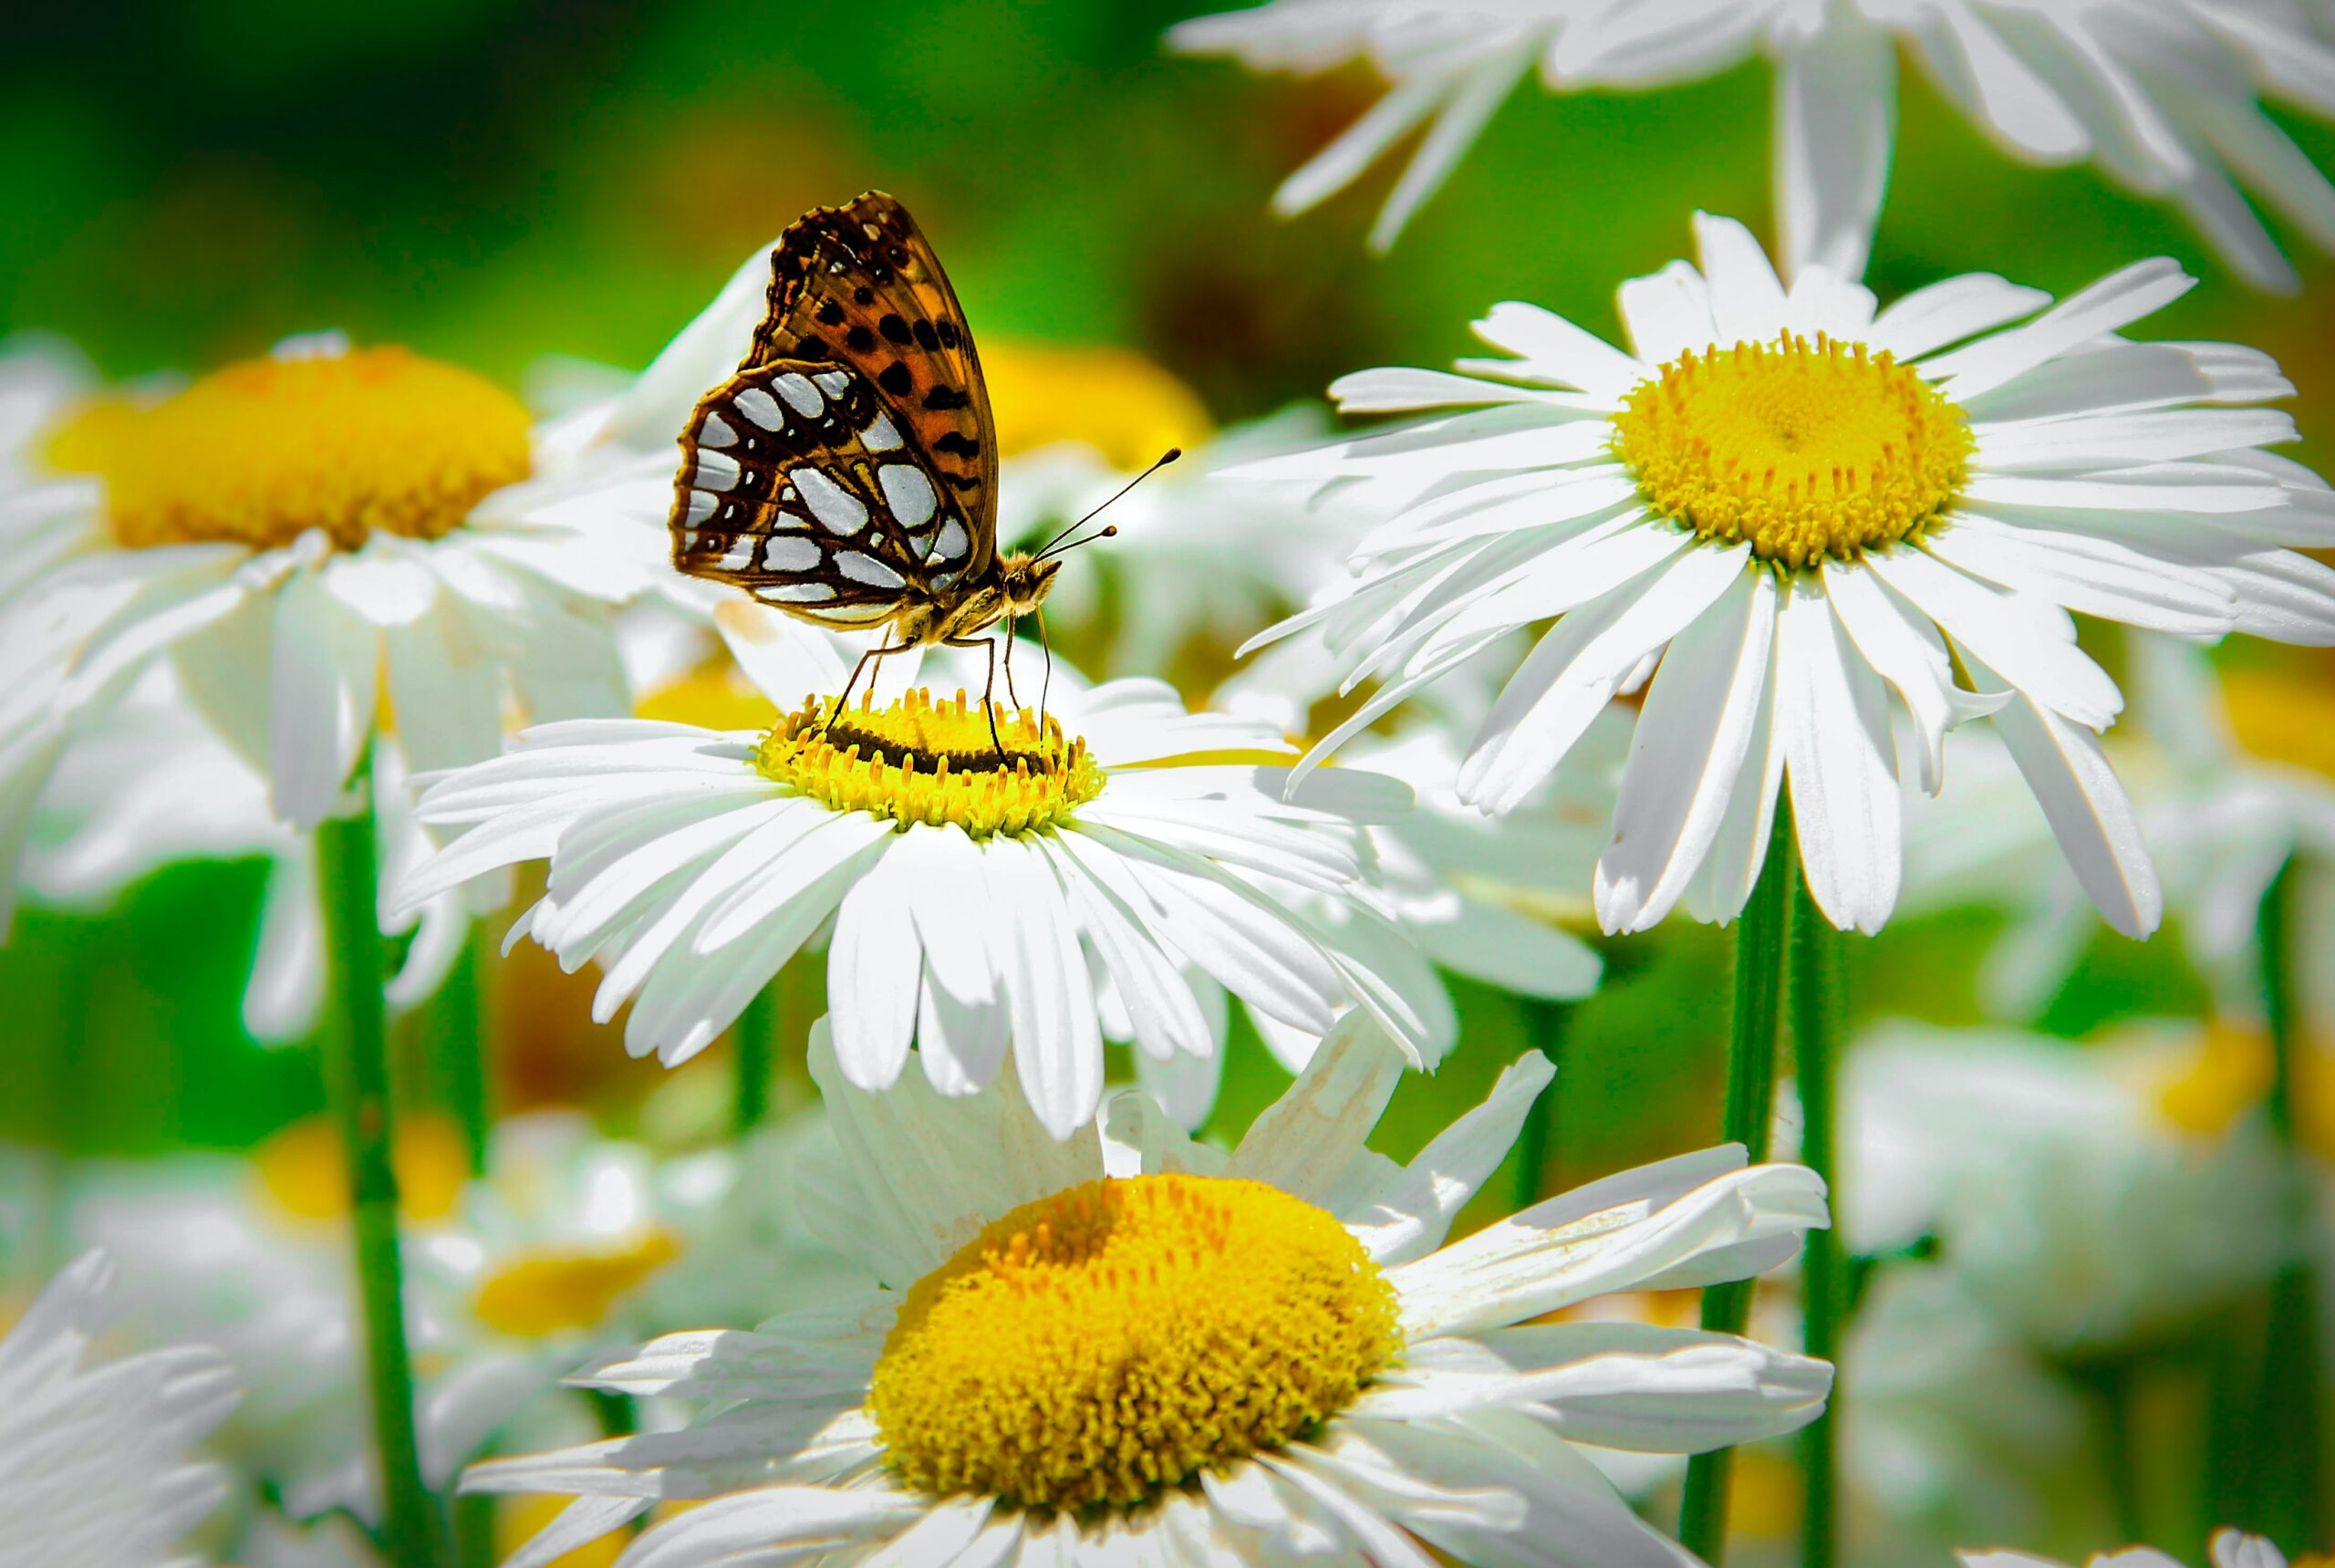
879,361,914,397
923,384,970,411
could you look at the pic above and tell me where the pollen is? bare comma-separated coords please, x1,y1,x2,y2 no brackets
755,688,1105,839
1610,332,1973,568
867,1174,1401,1511
73,346,533,553
471,1231,680,1338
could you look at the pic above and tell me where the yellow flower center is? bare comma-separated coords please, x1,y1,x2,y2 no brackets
755,689,1105,839
472,1230,680,1337
66,346,533,552
867,1174,1401,1511
1611,333,1973,568
255,1112,468,1223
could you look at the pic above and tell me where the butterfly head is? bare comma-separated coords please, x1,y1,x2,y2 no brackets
999,551,1063,617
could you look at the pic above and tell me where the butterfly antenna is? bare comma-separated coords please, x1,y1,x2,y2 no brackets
1033,448,1181,561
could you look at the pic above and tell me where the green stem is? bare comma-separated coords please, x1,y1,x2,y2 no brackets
2249,857,2324,1552
733,985,775,1135
1791,873,1845,1568
1511,1000,1568,1210
437,920,494,1178
1678,798,1797,1564
2079,1360,2147,1545
317,753,444,1568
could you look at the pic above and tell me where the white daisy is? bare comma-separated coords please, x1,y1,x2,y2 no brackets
1833,1021,2289,1355
1168,0,2335,290
0,1250,239,1568
18,671,474,1041
1236,212,2335,938
401,622,1438,1139
0,329,663,935
57,1110,853,1530
465,1012,1832,1567
1961,1527,2294,1568
1904,636,2335,1017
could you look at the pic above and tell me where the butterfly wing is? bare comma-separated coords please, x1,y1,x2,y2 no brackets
742,193,997,574
668,192,1000,627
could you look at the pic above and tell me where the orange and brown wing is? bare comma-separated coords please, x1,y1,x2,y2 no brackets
669,359,984,628
740,192,998,577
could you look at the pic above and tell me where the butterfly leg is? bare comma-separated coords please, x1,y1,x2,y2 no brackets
825,639,917,732
1001,617,1024,711
945,634,1006,757
1036,609,1054,728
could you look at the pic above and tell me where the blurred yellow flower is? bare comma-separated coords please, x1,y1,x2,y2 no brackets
981,344,1212,469
633,662,781,732
255,1111,469,1222
472,1230,680,1337
2220,665,2335,784
2153,1022,2335,1158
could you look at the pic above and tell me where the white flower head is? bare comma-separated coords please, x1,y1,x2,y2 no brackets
1169,0,2335,290
19,670,477,1041
0,1250,239,1568
0,330,671,938
1960,1527,2293,1568
467,1013,1833,1568
404,607,1439,1137
1238,213,2335,937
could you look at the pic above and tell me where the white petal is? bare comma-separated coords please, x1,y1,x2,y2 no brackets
1692,213,1788,347
1594,568,1776,934
1774,579,1900,933
270,566,379,827
1616,261,1717,367
1465,301,1647,402
1821,559,2006,794
825,852,924,1093
1774,21,1894,283
1863,545,2121,728
1967,655,2161,939
1925,259,2195,400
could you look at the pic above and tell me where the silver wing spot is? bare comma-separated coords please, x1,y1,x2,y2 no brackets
691,452,742,492
929,516,970,564
717,537,757,572
762,535,822,571
877,463,938,529
733,388,786,431
683,492,719,525
773,372,825,417
835,551,906,590
861,410,904,452
790,468,869,535
813,370,851,396
764,582,836,603
698,412,738,448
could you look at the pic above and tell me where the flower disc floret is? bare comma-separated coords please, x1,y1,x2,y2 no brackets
78,346,534,552
867,1173,1402,1511
754,689,1105,838
1611,332,1973,568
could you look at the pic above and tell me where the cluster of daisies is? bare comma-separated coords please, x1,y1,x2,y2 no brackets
7,2,2335,1565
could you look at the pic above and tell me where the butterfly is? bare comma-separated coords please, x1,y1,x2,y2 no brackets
668,192,1073,712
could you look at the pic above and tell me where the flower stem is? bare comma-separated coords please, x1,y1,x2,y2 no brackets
317,754,445,1568
2250,856,2324,1552
1512,999,1567,1209
1678,798,1797,1563
733,984,775,1135
436,919,494,1178
1791,872,1845,1568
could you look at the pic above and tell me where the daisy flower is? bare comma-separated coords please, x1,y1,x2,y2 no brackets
466,1012,1833,1567
1905,637,2335,1016
1834,1022,2289,1355
0,328,662,935
1237,213,2335,937
1168,0,2335,290
58,1110,856,1529
1961,1528,2293,1568
18,669,475,1040
0,1250,239,1567
401,618,1437,1139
